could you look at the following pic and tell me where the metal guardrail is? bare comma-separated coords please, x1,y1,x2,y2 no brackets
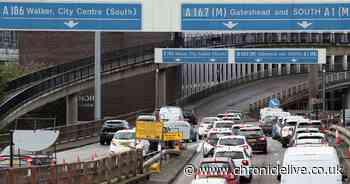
0,149,144,184
178,68,306,106
0,41,173,126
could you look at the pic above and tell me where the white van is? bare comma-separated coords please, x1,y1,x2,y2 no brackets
278,146,346,184
159,106,184,122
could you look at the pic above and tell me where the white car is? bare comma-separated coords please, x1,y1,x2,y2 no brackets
280,116,307,147
289,127,320,146
294,132,327,147
202,128,233,157
110,129,150,156
213,121,235,131
214,146,252,182
216,135,252,157
198,117,220,139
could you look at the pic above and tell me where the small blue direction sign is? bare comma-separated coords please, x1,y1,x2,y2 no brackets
155,48,326,64
269,98,281,108
235,49,323,64
182,3,350,31
0,2,142,31
155,49,232,64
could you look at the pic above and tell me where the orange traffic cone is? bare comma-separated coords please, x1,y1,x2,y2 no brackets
336,129,342,145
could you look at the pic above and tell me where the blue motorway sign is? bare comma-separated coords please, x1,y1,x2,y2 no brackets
155,48,325,64
235,49,321,64
269,98,281,108
0,2,142,31
155,49,230,64
182,3,350,31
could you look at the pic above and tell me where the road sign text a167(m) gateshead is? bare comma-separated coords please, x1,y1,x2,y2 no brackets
0,0,350,32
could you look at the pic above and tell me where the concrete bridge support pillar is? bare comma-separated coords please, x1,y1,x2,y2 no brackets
268,64,273,77
247,64,252,76
237,64,241,79
66,94,78,124
232,64,236,80
343,55,348,71
330,55,335,71
296,64,301,73
253,64,258,74
242,64,246,78
286,64,291,74
277,64,282,75
155,69,167,108
329,91,336,110
260,64,265,77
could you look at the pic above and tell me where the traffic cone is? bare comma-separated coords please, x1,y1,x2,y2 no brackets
336,129,342,145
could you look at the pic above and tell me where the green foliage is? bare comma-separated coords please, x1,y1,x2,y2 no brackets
0,63,26,97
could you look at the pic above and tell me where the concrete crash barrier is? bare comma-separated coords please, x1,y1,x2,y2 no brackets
0,149,144,184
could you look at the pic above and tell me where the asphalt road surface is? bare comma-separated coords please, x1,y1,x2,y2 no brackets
57,75,304,164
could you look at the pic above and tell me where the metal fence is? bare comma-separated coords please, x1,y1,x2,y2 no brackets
0,41,173,127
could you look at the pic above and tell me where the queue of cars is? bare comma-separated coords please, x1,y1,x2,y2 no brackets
192,110,267,184
99,106,199,156
258,108,348,184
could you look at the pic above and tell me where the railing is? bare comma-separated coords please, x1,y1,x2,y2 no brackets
248,82,309,111
179,67,306,106
0,149,144,184
5,41,174,93
0,41,173,127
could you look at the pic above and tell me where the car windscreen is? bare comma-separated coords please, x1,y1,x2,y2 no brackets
208,133,231,145
239,129,264,137
298,136,323,140
215,123,234,128
215,151,244,159
218,138,245,146
105,121,125,126
286,121,297,126
114,132,135,140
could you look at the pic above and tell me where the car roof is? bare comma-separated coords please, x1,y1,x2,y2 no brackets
215,146,245,152
200,157,233,163
297,132,325,138
215,121,234,123
285,146,336,156
209,128,232,133
105,119,126,123
240,126,262,130
295,127,320,132
115,129,134,133
218,135,246,140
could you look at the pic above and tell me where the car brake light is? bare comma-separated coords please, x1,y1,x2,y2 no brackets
241,160,249,166
0,156,6,161
258,136,267,141
23,156,33,162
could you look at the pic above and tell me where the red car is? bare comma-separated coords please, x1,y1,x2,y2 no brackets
195,157,240,184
